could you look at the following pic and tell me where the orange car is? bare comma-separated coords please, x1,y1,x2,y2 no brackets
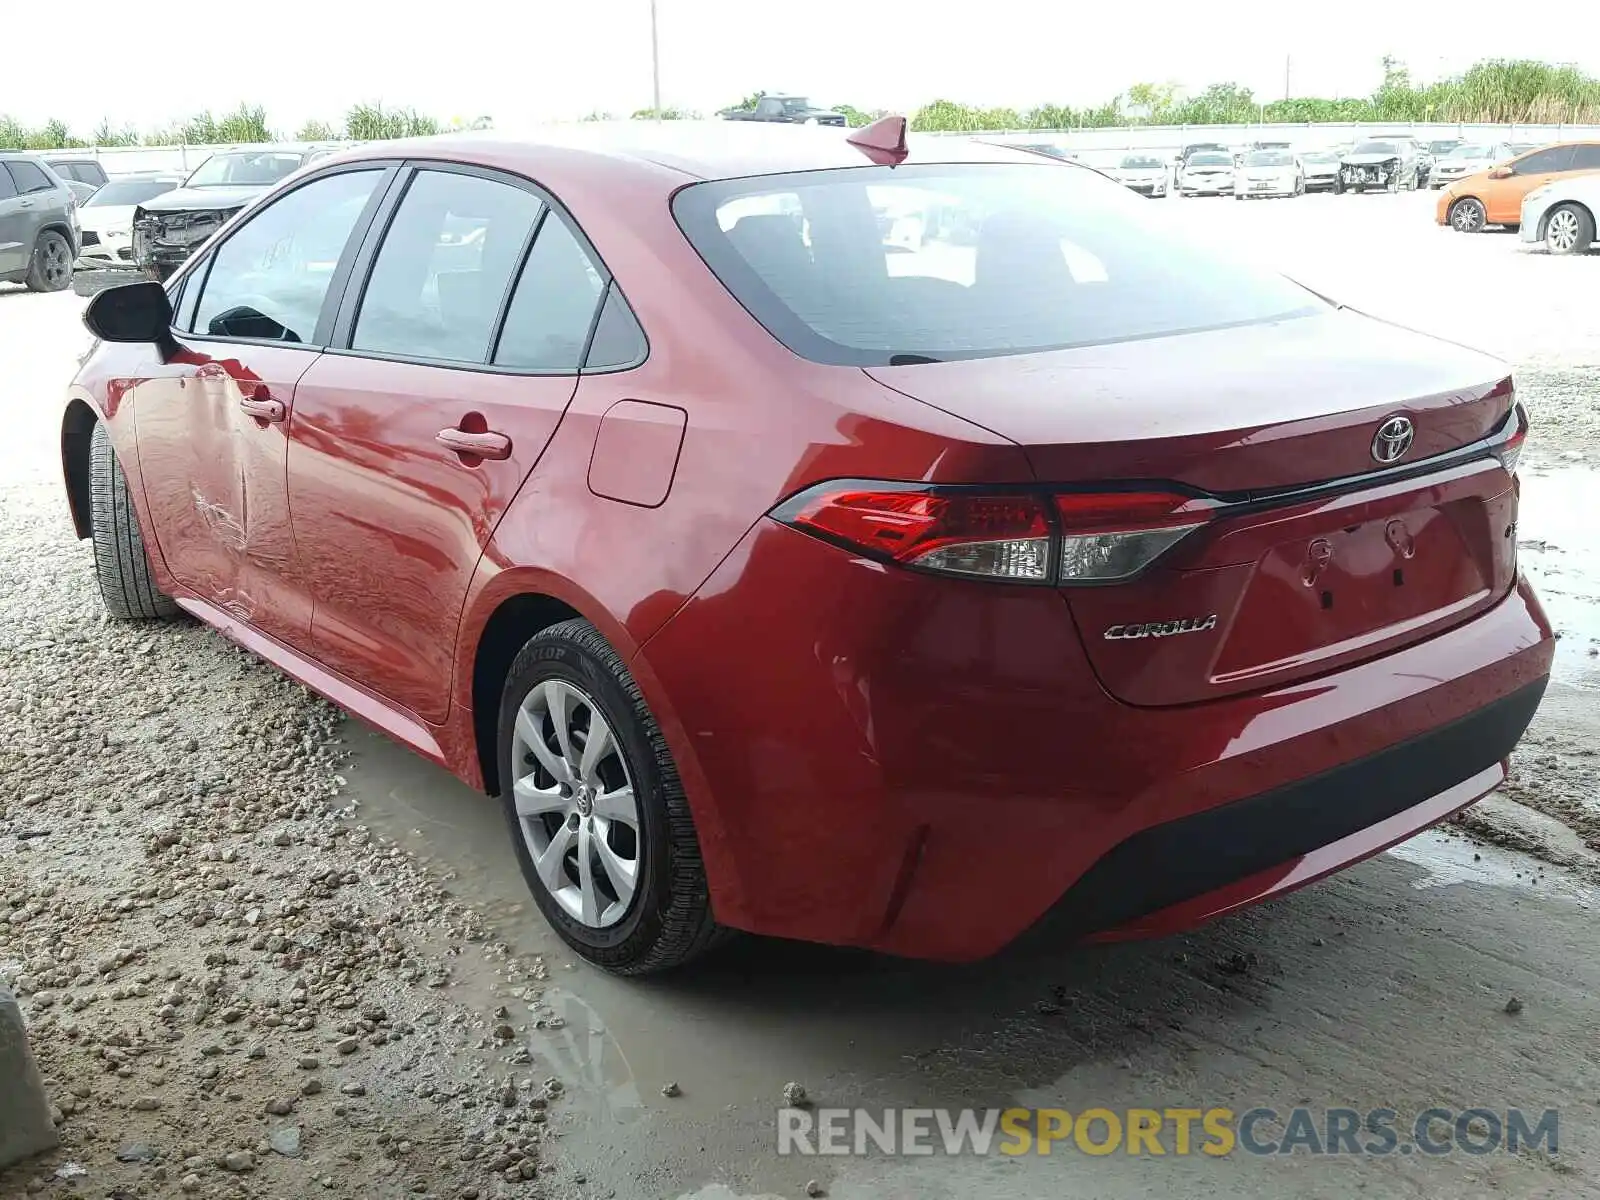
1436,141,1600,232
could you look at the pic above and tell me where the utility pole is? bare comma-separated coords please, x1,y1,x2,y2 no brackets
650,0,662,121
1284,54,1291,101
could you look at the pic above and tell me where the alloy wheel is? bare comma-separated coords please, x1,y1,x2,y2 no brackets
1546,208,1581,253
1451,198,1486,233
42,239,69,287
510,679,641,929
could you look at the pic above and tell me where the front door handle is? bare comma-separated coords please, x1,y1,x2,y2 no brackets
239,388,286,423
436,427,512,460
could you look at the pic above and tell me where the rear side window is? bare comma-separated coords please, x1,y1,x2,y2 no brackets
352,169,545,365
582,285,647,370
1569,145,1600,170
0,168,16,201
191,169,382,343
492,215,606,370
6,161,54,194
673,163,1322,367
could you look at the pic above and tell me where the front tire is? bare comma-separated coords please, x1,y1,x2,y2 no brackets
1544,203,1596,255
25,230,72,292
1450,196,1487,233
88,423,179,620
497,619,724,975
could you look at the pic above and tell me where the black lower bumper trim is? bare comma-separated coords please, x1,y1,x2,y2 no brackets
1041,678,1547,938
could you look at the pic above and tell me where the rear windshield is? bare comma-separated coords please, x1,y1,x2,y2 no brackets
672,163,1323,367
84,179,181,207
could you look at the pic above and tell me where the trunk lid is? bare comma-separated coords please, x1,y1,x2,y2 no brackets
865,310,1520,706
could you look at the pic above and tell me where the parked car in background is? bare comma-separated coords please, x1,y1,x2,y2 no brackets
1335,138,1420,193
1177,142,1229,168
76,175,185,269
0,152,78,291
1436,141,1600,233
131,144,342,278
718,95,847,126
1430,142,1514,190
1425,138,1464,167
1300,149,1342,192
45,156,109,200
1234,149,1303,199
1108,154,1168,197
1179,150,1235,196
1519,172,1600,255
60,120,1551,974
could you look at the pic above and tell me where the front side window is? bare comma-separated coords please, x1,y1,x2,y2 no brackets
492,215,607,370
352,169,545,364
1514,147,1574,174
674,163,1323,367
191,169,382,343
1570,145,1600,170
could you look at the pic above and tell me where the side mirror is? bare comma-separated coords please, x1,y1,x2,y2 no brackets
82,280,173,343
1488,166,1514,180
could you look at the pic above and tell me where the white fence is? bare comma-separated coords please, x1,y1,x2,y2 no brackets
68,121,1600,177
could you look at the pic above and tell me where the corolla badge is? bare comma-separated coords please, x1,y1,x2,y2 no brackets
1371,415,1415,464
1104,615,1219,640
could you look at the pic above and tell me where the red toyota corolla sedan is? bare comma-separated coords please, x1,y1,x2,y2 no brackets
61,120,1552,974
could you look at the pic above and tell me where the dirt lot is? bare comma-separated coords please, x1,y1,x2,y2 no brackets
2,189,1599,1200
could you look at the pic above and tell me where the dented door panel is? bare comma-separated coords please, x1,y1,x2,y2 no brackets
133,343,321,647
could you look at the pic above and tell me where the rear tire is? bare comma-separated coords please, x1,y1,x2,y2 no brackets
1544,203,1596,255
88,423,179,620
24,230,72,292
497,619,727,975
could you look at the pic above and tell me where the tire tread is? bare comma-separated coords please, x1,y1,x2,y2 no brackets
503,619,729,975
88,423,178,621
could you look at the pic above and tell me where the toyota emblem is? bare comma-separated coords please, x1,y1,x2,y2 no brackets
1371,415,1414,464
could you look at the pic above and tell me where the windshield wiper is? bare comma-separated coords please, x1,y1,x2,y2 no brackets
887,353,944,365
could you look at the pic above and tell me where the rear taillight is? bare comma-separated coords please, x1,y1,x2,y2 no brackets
1054,491,1211,582
777,485,1053,581
772,482,1211,584
1493,402,1528,475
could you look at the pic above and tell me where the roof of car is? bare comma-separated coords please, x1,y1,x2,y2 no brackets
331,121,1036,183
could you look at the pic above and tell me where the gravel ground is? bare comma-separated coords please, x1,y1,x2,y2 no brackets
0,298,579,1199
1,189,1599,1200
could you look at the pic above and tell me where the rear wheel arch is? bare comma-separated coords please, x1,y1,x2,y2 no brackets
62,399,100,539
470,592,585,796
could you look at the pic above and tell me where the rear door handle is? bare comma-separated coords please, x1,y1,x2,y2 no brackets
239,388,286,423
436,428,512,460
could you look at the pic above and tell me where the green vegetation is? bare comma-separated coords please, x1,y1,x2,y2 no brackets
0,101,464,149
2,59,1596,150
910,58,1600,130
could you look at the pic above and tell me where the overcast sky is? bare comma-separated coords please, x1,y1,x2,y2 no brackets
15,1,1599,134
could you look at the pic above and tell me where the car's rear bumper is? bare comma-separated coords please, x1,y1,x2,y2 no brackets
642,522,1554,961
1059,680,1541,944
